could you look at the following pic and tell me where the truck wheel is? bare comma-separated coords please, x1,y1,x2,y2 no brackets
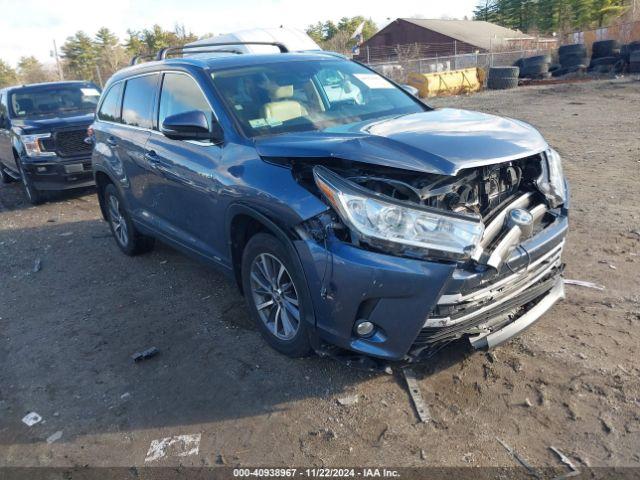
17,159,44,205
241,233,313,358
1,165,14,184
104,183,155,256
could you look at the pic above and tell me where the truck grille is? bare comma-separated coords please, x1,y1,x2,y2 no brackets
53,129,92,158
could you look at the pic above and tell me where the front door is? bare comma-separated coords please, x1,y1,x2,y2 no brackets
143,71,226,262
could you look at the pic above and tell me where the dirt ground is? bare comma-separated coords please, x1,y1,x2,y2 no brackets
1,77,639,473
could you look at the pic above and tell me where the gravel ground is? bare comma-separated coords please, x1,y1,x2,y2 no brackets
1,77,639,471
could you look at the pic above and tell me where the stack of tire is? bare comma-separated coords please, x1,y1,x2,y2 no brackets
588,39,622,73
487,66,519,90
631,50,640,73
552,44,588,77
514,54,552,79
621,41,640,73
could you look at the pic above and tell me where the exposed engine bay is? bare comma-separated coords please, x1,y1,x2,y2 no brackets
289,154,545,223
283,152,566,360
347,162,534,219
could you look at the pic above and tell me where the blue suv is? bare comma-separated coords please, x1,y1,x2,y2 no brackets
91,43,568,362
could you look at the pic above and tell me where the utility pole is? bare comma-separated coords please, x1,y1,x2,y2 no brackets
52,40,64,81
95,65,103,88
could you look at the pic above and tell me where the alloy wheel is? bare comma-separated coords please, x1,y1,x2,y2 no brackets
108,194,129,247
249,253,300,340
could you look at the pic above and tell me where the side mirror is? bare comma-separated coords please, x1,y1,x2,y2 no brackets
161,110,223,143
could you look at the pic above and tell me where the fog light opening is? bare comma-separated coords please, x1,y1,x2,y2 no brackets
355,320,375,338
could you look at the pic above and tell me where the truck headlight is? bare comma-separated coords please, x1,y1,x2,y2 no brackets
20,133,55,157
313,166,484,259
539,149,566,207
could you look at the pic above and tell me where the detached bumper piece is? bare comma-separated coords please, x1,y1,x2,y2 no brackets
410,241,564,356
469,278,564,349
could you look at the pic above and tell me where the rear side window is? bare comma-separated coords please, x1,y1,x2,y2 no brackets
158,73,211,129
97,83,123,122
121,74,158,129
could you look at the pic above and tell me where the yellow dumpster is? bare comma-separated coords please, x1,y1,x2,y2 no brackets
407,68,484,98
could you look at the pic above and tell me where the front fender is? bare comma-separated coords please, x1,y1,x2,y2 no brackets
225,203,321,347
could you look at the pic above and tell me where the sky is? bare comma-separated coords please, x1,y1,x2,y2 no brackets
0,0,478,67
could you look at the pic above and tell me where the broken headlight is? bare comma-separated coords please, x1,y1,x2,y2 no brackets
313,166,484,259
539,148,566,207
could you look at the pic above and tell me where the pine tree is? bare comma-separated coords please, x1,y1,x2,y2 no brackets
0,59,18,88
61,32,99,82
95,28,125,80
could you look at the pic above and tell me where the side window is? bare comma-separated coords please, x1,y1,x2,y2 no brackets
158,73,211,130
121,74,158,129
97,83,123,122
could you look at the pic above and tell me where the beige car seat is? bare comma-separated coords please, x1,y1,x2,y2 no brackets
261,85,308,123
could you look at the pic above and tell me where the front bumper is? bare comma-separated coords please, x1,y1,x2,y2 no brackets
295,209,568,362
22,156,95,190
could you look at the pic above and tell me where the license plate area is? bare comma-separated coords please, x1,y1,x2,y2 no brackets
64,164,84,174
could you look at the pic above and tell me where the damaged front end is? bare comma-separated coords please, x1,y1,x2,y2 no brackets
288,149,568,361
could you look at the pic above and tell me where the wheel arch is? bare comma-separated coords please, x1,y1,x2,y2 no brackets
227,204,320,348
94,168,116,221
226,204,301,293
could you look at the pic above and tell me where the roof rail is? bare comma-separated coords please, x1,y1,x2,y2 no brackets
129,54,156,66
156,41,289,60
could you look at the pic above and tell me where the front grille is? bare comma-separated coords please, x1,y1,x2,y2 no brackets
53,129,92,158
410,242,564,353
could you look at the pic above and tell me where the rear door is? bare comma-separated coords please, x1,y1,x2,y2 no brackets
143,71,225,261
116,73,160,220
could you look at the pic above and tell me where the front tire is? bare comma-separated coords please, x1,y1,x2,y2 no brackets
17,160,44,205
241,233,313,358
1,165,14,184
104,183,155,256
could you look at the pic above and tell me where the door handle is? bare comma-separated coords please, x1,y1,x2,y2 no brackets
144,150,160,163
106,136,117,146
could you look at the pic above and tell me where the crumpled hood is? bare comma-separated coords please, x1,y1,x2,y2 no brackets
12,112,95,134
255,108,548,175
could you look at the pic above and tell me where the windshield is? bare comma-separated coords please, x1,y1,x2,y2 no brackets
9,84,101,119
210,59,425,138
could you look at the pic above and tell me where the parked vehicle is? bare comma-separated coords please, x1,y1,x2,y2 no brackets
0,81,101,204
91,42,569,362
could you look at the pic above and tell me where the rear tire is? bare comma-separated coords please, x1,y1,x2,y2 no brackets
104,183,155,256
241,233,313,358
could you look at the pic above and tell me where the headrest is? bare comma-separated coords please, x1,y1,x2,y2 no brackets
270,85,294,99
17,98,34,111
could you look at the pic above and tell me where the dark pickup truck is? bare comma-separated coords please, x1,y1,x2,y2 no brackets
0,81,100,204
